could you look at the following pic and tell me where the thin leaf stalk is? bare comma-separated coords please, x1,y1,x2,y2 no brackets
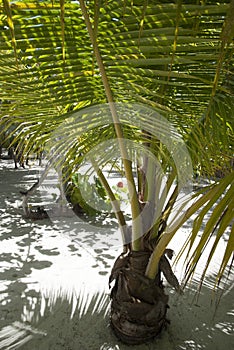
91,158,129,251
78,0,143,250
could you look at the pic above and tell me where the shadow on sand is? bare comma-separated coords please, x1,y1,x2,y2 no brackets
0,161,233,350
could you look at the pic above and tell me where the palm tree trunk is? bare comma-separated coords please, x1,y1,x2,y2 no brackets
109,249,170,344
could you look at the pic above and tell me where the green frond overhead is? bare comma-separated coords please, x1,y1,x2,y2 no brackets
1,1,233,118
0,1,233,289
0,1,233,167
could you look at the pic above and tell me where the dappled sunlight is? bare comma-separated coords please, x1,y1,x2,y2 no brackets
0,159,233,349
166,273,234,350
0,0,233,347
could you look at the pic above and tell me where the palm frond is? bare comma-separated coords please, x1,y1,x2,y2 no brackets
182,172,234,288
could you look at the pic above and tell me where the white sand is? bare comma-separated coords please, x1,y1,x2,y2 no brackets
0,159,233,350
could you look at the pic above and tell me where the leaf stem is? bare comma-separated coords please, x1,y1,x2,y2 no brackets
79,0,143,250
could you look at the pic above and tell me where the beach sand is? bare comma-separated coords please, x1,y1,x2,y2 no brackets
0,159,233,350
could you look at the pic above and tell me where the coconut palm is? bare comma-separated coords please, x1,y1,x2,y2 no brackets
0,0,233,344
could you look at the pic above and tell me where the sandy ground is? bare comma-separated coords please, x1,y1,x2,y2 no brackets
0,158,233,350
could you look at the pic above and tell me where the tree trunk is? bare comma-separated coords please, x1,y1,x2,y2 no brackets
109,250,170,345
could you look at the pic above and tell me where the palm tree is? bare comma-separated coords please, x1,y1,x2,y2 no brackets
0,0,233,344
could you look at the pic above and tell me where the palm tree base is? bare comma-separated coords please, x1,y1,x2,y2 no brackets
109,251,169,345
110,302,168,345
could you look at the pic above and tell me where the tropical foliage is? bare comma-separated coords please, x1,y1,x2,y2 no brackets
0,0,234,343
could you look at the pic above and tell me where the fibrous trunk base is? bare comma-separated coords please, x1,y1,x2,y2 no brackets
109,251,169,345
110,305,168,345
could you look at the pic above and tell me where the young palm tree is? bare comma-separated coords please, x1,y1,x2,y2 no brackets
0,0,233,344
